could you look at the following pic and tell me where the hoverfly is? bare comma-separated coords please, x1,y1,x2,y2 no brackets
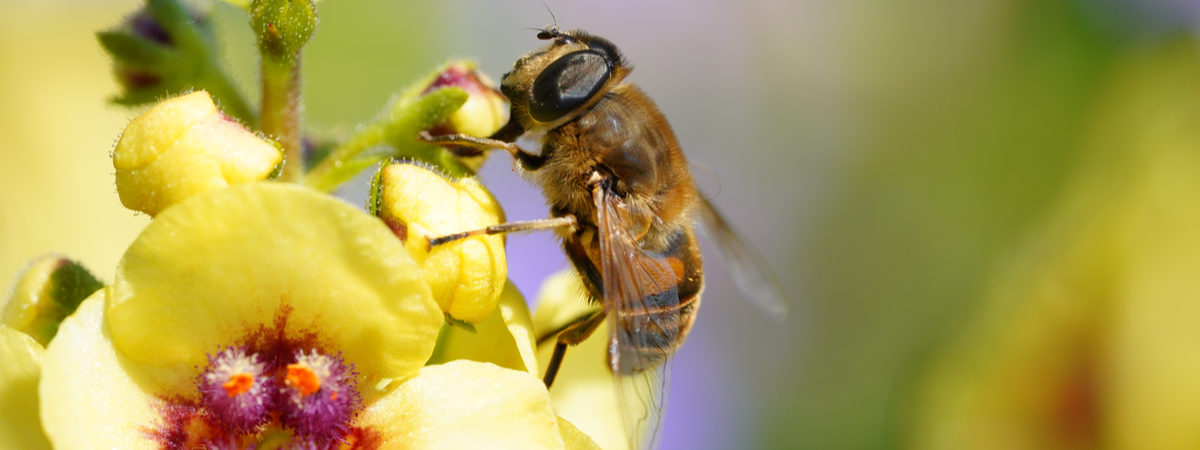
420,24,788,450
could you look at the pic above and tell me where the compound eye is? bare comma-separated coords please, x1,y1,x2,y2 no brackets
528,50,610,123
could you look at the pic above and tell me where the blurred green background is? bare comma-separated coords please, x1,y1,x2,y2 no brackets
4,0,1200,449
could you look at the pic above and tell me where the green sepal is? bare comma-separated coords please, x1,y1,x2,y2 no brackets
305,82,470,193
379,86,472,174
2,255,104,346
367,160,388,216
444,313,478,334
96,31,171,66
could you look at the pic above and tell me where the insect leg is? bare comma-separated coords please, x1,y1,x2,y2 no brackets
417,131,546,170
543,309,607,388
427,215,577,249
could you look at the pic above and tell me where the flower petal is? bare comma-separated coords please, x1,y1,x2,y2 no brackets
40,290,162,449
0,325,51,450
558,416,603,450
107,183,442,397
359,360,565,450
427,280,539,376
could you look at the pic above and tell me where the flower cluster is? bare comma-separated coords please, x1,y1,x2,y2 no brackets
0,0,609,449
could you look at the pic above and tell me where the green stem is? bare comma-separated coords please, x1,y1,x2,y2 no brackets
261,57,303,182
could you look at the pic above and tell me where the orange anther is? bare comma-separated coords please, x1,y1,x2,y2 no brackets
286,364,322,396
222,373,255,397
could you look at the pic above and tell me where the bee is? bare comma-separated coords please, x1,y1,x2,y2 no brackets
420,24,788,450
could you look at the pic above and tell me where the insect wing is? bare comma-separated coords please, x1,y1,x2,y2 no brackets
695,195,789,320
594,185,678,450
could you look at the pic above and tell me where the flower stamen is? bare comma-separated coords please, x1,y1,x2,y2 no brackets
278,349,362,443
286,363,322,397
198,347,273,433
223,373,256,397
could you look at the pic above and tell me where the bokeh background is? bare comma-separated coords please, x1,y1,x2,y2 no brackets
4,0,1200,449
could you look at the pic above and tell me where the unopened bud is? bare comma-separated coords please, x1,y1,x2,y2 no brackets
250,0,317,61
373,163,506,324
113,91,283,217
97,0,208,106
424,62,509,140
2,255,103,346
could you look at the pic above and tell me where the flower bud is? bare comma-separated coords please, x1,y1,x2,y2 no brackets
97,3,195,105
424,62,509,141
373,162,506,324
250,0,317,61
2,254,103,346
113,91,283,217
96,0,259,119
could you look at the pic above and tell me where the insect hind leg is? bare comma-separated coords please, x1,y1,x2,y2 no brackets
543,310,607,388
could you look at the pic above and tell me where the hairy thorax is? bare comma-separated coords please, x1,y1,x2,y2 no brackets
535,84,696,254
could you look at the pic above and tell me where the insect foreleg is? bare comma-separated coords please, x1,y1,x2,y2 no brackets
417,131,546,170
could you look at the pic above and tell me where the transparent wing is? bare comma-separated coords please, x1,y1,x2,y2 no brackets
694,195,789,320
594,184,678,450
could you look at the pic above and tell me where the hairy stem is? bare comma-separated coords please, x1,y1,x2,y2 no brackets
261,58,303,182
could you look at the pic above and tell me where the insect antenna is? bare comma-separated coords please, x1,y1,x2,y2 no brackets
535,3,560,40
543,3,558,28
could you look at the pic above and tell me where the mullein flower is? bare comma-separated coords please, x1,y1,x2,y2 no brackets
112,91,282,217
37,183,597,449
372,162,507,324
18,1,610,447
2,255,102,346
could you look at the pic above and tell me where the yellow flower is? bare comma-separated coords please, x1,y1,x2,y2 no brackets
37,183,593,449
113,91,283,217
375,162,507,324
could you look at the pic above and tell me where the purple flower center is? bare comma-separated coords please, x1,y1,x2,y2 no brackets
193,346,362,447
